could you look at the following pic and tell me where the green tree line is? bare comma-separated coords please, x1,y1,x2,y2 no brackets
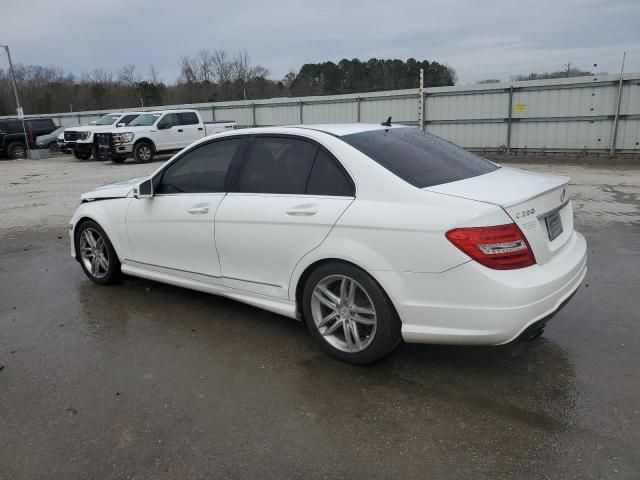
0,51,456,116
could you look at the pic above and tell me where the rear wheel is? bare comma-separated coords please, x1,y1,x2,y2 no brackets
133,141,154,163
75,220,122,285
7,142,27,159
302,262,401,364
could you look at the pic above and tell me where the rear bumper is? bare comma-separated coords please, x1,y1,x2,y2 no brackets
372,230,587,346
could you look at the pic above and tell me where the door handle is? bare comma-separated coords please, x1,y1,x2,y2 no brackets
187,204,210,215
286,204,319,216
197,127,203,131
178,129,184,132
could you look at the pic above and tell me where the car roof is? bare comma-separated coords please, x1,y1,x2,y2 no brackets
290,123,409,137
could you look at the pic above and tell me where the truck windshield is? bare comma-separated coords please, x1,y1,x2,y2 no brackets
341,127,499,188
130,114,161,127
95,114,122,126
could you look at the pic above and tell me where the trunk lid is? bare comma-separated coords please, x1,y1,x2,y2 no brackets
426,167,573,264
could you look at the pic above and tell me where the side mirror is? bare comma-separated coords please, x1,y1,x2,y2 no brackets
134,178,153,199
117,123,125,127
157,122,170,130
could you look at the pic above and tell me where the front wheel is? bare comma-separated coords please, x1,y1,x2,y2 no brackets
302,262,401,364
73,150,92,160
7,142,27,159
133,142,154,163
75,220,122,285
48,141,59,154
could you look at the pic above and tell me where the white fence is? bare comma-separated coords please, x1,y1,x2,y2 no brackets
5,73,640,153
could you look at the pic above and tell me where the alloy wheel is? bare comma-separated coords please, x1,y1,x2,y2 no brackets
138,145,151,161
79,228,110,279
310,274,377,353
13,145,26,159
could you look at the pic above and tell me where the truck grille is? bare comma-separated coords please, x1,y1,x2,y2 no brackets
95,133,112,147
64,131,80,141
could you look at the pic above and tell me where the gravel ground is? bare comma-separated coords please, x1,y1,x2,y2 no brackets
1,155,639,479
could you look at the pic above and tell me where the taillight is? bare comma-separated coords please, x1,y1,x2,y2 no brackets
28,128,34,141
445,223,536,270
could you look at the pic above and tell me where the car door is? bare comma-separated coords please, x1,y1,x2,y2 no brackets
125,137,247,280
215,136,355,299
155,113,181,150
177,112,205,147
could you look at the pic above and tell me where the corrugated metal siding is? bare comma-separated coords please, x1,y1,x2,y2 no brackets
511,120,612,149
256,104,300,125
360,96,416,123
427,92,507,120
4,74,639,152
616,119,640,150
427,122,507,148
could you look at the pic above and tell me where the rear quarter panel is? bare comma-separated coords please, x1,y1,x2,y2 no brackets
288,191,513,301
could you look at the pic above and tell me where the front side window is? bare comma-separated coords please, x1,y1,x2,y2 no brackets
158,113,178,129
156,138,244,194
236,137,318,194
341,128,499,188
119,114,139,126
130,113,162,127
95,114,122,126
178,112,199,125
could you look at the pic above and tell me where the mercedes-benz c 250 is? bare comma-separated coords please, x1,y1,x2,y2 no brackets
69,124,587,364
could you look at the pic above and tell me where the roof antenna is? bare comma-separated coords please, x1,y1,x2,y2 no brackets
381,116,392,127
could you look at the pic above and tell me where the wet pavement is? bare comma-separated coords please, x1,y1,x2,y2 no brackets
1,158,639,479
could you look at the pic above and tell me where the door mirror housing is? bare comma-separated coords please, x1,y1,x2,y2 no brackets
134,178,153,199
116,123,125,127
157,122,171,130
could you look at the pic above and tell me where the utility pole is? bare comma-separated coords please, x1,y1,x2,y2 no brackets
418,68,425,131
610,52,626,156
1,44,30,158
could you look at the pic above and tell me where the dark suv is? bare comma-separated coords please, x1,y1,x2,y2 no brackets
0,118,57,159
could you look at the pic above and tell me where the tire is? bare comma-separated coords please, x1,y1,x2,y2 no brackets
73,150,92,160
75,220,122,285
48,141,59,154
111,157,126,164
133,141,154,163
302,262,401,364
7,142,27,159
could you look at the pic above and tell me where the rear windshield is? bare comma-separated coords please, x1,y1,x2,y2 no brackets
341,128,499,188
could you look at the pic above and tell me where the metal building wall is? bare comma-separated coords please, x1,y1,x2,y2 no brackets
3,74,639,153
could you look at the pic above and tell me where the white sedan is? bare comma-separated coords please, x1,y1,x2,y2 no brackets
69,124,587,364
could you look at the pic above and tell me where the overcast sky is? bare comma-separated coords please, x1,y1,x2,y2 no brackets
2,0,640,84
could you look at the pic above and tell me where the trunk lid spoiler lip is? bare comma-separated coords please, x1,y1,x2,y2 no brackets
422,167,569,209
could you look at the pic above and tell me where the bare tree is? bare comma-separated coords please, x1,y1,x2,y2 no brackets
118,64,141,87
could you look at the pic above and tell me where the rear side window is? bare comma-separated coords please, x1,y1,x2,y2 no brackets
178,112,199,125
307,150,354,196
156,138,243,194
27,119,54,130
236,137,317,194
341,128,499,188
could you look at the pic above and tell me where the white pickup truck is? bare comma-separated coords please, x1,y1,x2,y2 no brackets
94,109,237,163
63,112,143,160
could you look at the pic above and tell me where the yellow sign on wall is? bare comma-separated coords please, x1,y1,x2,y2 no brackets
514,103,528,113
